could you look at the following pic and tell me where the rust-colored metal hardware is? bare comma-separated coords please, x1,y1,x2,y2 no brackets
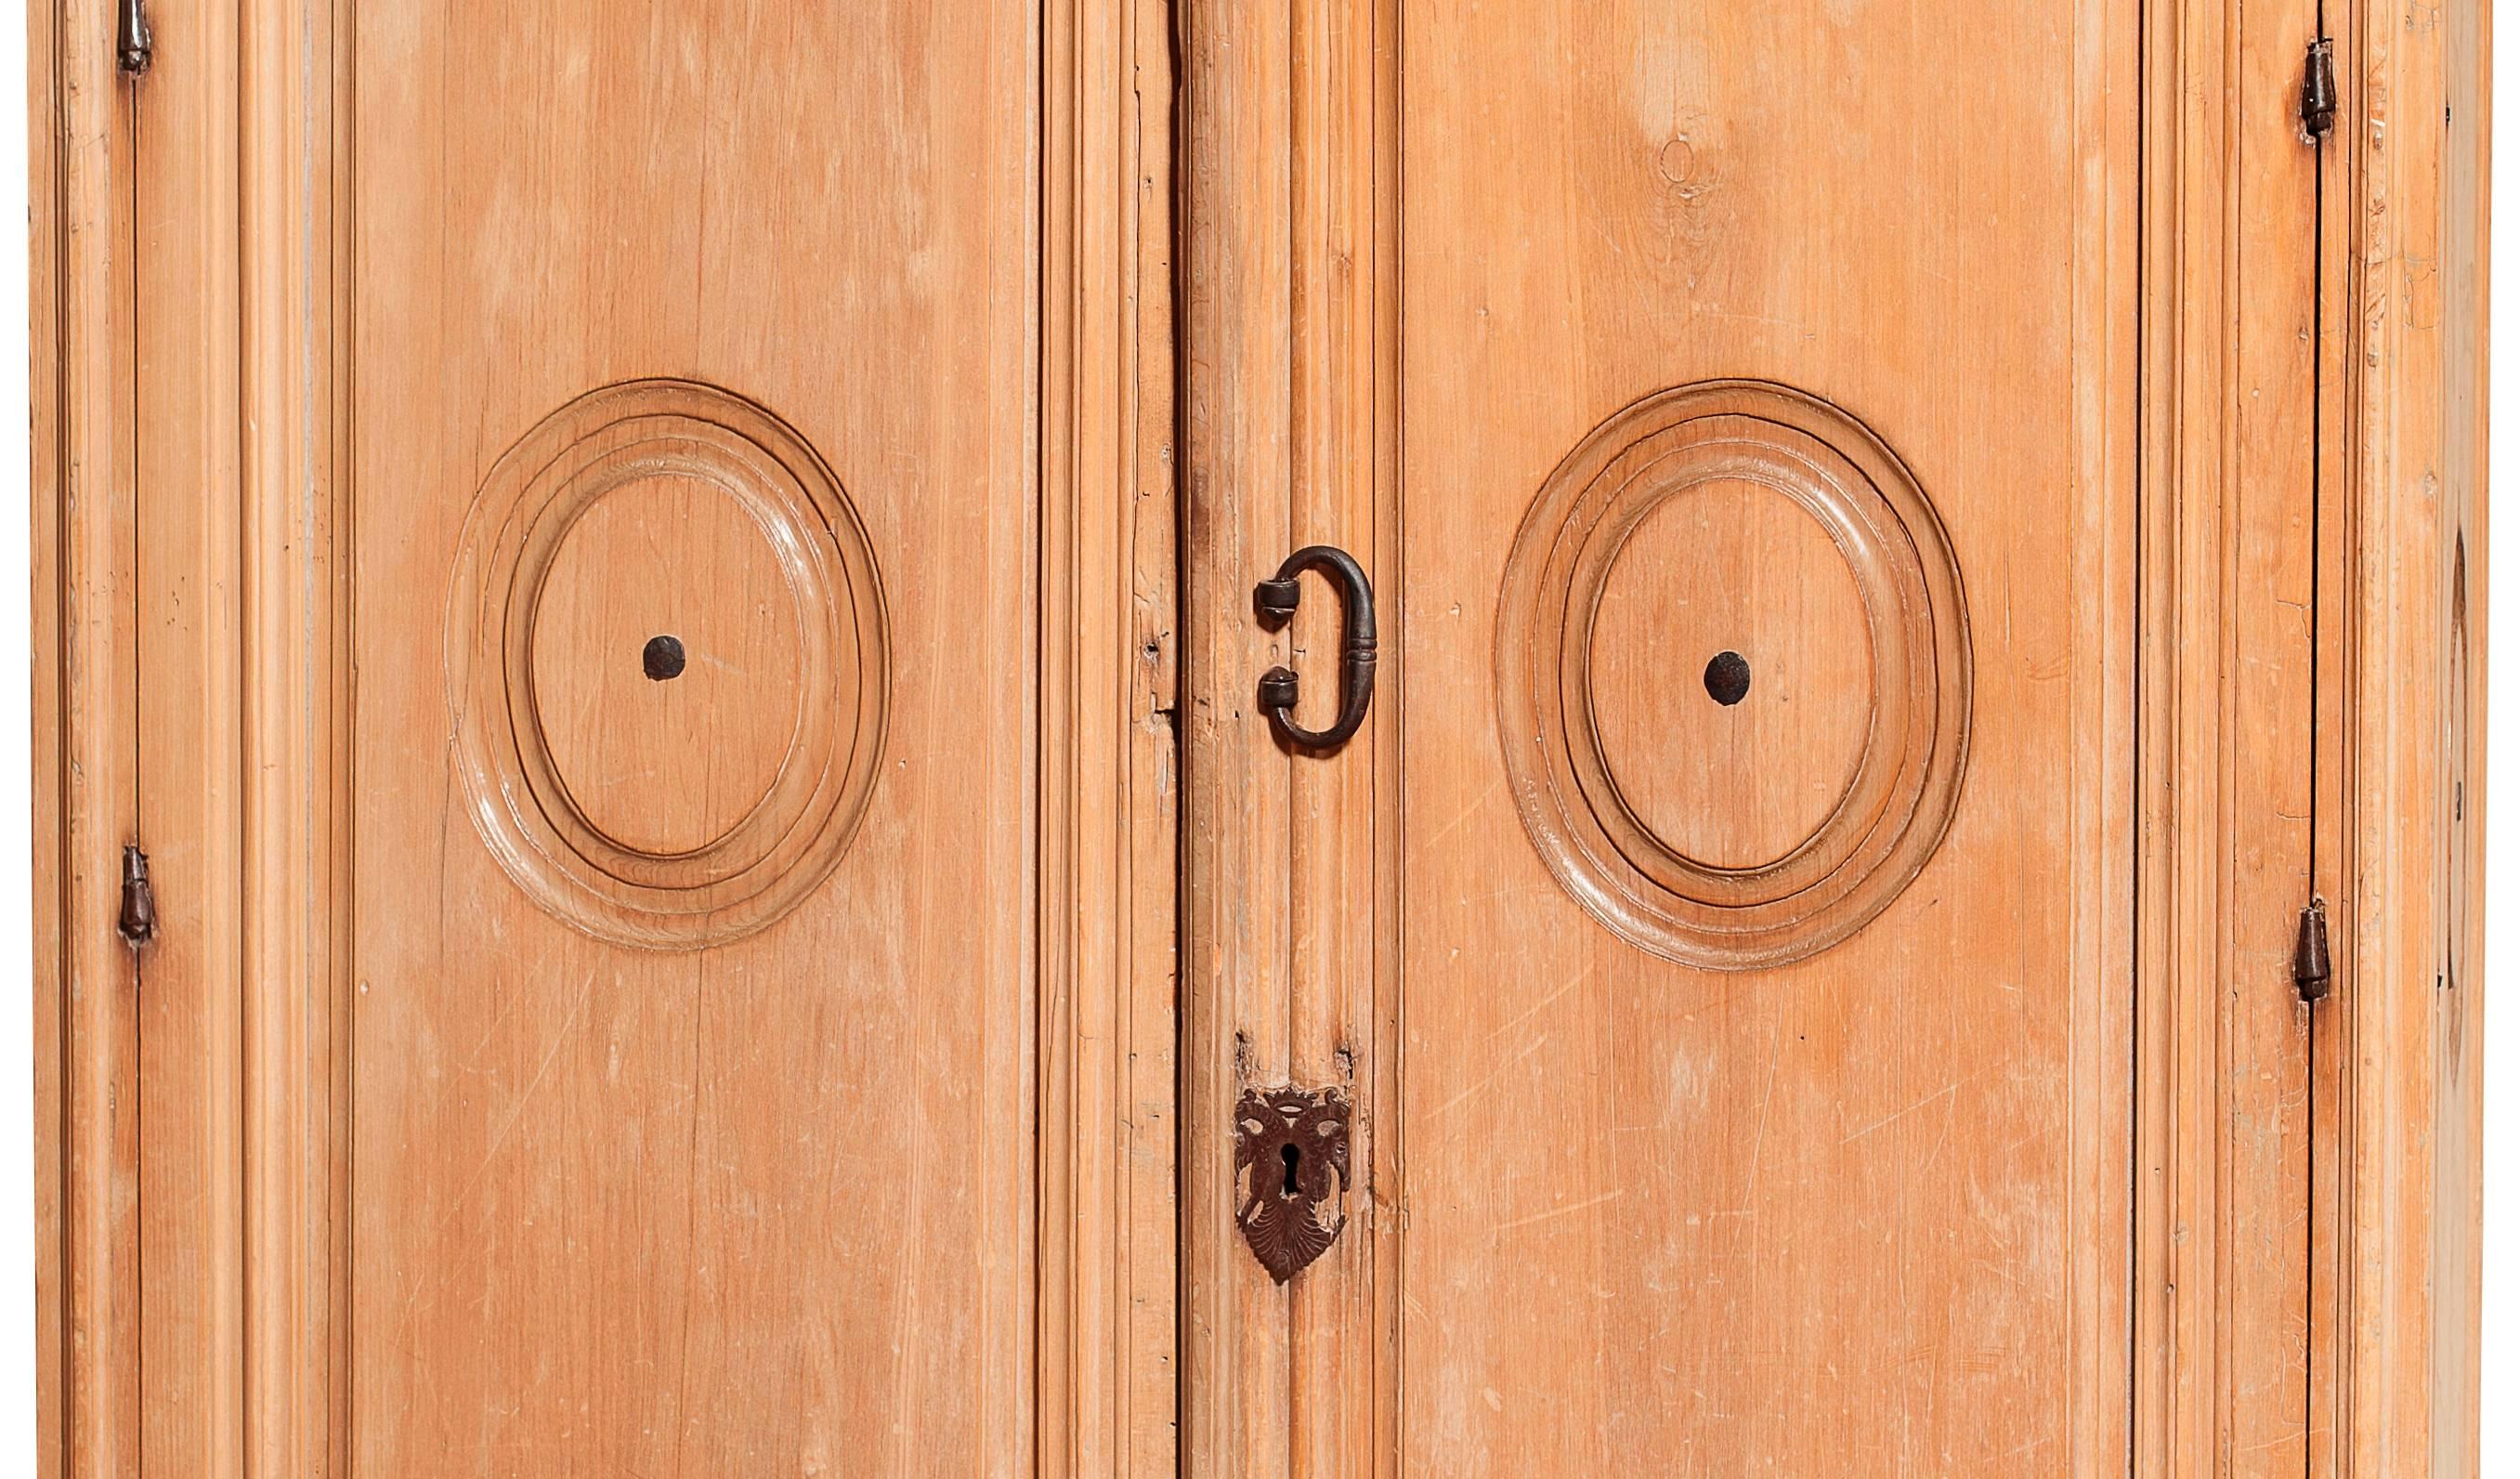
1234,1084,1351,1284
117,845,157,947
116,0,152,76
1704,649,1752,706
2301,38,2337,138
642,634,687,681
1253,544,1378,753
2294,896,2332,1002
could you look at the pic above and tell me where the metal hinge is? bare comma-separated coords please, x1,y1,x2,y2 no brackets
116,0,153,77
117,845,158,948
2292,897,2332,1003
2301,38,2338,139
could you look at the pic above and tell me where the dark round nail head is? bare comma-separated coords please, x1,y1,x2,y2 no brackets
642,635,687,682
1704,649,1751,706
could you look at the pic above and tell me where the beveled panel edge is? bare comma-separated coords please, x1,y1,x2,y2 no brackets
1495,380,1974,972
446,378,892,951
1036,0,1183,1474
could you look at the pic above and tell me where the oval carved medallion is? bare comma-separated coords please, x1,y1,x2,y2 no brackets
448,379,889,950
1495,380,1971,970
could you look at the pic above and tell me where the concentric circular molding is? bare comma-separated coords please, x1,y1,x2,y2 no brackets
448,379,889,950
1495,380,1971,970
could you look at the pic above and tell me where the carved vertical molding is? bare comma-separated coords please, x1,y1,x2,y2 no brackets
33,1,146,1475
2134,0,2232,1468
1182,0,1399,1470
1038,0,1179,1473
238,0,344,1472
2323,0,2488,1471
2134,0,2334,1469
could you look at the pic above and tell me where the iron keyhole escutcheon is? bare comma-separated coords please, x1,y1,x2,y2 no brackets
1234,1085,1352,1284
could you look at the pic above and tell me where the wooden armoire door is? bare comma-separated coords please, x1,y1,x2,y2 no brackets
334,4,1046,1466
1173,0,2480,1473
32,0,2482,1472
34,0,1178,1473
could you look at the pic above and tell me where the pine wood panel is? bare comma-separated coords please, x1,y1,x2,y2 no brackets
41,0,1181,1473
1182,0,1399,1472
32,2,146,1475
1389,1,2137,1470
134,2,247,1469
28,0,2484,1471
2216,0,2322,1469
1038,0,1182,1471
1180,0,1305,1469
1167,0,2490,1471
339,2,1039,1471
2323,0,2492,1472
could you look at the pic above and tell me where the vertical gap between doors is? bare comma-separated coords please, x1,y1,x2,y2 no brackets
2302,4,2330,1471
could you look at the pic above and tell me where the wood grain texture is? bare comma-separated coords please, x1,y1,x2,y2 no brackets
27,0,2483,1469
32,2,145,1475
1169,0,2488,1471
44,0,1181,1473
344,3,1039,1472
2307,4,2364,1472
524,468,812,857
1038,0,1182,1471
2130,0,2325,1471
2432,8,2489,1472
1182,0,1398,1471
1586,481,1872,870
238,1,342,1470
2321,0,2491,1471
442,381,891,949
1390,1,2135,1471
132,0,250,1470
1179,0,2147,1471
1493,384,1974,970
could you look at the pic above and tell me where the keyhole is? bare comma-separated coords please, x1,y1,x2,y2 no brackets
1704,649,1751,706
1280,1143,1302,1197
643,635,687,682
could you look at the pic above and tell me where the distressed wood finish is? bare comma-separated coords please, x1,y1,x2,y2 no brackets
1182,0,1398,1472
1393,1,2136,1469
1179,0,2482,1475
34,0,1178,1474
30,0,2484,1472
1039,0,1182,1470
33,1,144,1475
344,6,1041,1467
2134,0,2323,1470
2318,0,2492,1472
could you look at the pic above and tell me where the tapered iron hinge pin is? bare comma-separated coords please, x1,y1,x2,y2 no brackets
117,845,158,948
116,0,153,77
2293,897,2332,1003
2301,38,2338,139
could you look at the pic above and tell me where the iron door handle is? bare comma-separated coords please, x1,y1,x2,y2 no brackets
1254,544,1378,753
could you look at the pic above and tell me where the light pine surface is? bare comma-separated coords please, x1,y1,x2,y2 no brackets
343,2,1039,1472
28,0,2486,1474
1391,0,2138,1470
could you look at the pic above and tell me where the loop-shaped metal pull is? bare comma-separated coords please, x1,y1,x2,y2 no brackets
1254,544,1378,753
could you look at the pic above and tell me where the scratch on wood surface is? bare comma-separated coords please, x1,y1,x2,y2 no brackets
1839,1080,1961,1145
433,967,595,1234
1485,962,1594,1041
1426,1032,1551,1122
1489,1186,1626,1237
1419,776,1507,847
